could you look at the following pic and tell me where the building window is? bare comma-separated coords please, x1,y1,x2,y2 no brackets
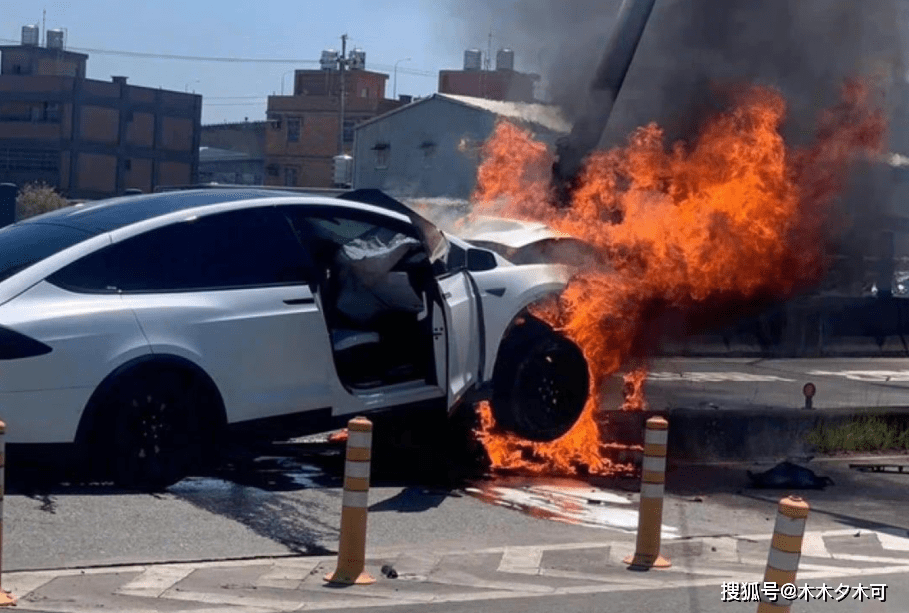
373,143,390,170
0,148,59,171
267,163,280,177
284,166,298,186
268,113,282,130
420,141,437,168
287,118,301,143
360,88,369,98
124,158,132,171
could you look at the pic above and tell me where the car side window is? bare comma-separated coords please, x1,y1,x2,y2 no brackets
48,207,309,293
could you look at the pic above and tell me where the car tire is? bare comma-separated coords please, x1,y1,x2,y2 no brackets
492,316,590,442
105,367,215,491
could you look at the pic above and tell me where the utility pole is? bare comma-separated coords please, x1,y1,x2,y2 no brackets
338,33,348,155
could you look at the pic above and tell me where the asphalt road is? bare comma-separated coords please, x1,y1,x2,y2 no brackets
639,357,909,412
3,357,909,611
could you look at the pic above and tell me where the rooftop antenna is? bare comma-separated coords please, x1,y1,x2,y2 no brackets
485,28,493,70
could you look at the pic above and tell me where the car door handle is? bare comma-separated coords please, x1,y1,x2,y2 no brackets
283,297,315,305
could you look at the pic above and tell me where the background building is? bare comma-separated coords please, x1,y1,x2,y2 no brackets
264,49,403,188
352,93,568,199
0,26,201,199
199,120,266,185
438,48,540,103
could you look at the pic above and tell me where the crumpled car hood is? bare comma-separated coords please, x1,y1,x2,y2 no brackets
458,216,575,249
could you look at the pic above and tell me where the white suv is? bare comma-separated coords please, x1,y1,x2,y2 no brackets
0,188,588,488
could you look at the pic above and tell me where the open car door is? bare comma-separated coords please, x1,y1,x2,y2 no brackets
435,270,482,408
336,190,483,407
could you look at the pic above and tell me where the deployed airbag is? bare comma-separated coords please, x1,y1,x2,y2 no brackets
335,233,425,324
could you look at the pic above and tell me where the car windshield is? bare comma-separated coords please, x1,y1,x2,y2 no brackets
0,223,96,284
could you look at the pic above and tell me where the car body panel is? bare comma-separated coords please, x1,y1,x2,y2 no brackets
0,281,152,443
123,284,335,425
471,264,571,383
459,215,574,249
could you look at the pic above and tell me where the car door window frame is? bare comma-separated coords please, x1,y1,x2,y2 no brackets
48,206,312,294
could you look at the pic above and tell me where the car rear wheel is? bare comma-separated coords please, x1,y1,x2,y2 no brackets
107,368,214,490
492,317,590,442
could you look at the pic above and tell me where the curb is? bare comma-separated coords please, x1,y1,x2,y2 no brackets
601,407,909,462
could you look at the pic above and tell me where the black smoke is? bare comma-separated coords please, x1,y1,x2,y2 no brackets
446,0,909,149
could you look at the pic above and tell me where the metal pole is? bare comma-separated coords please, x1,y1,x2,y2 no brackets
338,34,348,155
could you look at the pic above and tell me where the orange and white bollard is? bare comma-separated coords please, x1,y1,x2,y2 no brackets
757,496,810,612
0,421,17,606
325,416,376,585
624,416,671,570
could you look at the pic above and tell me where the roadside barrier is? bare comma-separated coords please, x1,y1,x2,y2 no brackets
0,422,16,606
757,496,810,612
624,416,672,570
325,416,376,585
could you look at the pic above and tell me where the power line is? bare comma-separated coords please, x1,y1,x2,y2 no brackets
0,37,438,77
205,101,268,106
206,96,269,100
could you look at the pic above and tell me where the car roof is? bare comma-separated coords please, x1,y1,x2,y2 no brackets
19,189,302,234
16,188,408,235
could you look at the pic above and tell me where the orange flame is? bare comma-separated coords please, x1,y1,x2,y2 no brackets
622,368,649,412
472,82,885,476
475,400,637,477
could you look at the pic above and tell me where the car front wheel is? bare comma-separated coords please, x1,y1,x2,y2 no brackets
491,317,590,442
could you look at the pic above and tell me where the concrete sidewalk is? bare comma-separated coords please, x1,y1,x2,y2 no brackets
6,525,909,612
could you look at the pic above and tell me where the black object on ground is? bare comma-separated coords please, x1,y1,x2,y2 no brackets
381,564,398,579
746,461,834,489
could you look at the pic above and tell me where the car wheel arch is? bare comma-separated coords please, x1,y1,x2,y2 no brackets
484,290,563,383
75,353,227,448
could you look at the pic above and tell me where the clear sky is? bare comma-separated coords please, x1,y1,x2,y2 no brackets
1,0,533,125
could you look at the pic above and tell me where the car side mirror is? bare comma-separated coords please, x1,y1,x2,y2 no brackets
466,248,497,272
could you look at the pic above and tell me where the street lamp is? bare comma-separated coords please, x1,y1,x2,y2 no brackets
393,57,411,100
281,69,296,96
184,79,200,93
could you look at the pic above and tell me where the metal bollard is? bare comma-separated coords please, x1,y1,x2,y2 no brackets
624,416,671,570
325,416,376,585
757,496,810,612
0,422,17,606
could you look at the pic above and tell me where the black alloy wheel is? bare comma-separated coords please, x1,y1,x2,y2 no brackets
110,368,212,491
492,319,590,442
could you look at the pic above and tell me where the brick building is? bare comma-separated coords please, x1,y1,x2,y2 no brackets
437,48,540,103
0,31,201,198
264,68,402,188
200,121,266,185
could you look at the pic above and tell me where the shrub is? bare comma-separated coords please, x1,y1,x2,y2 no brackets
807,416,909,454
15,182,69,221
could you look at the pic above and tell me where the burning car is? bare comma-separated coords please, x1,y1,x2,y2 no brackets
0,188,588,488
